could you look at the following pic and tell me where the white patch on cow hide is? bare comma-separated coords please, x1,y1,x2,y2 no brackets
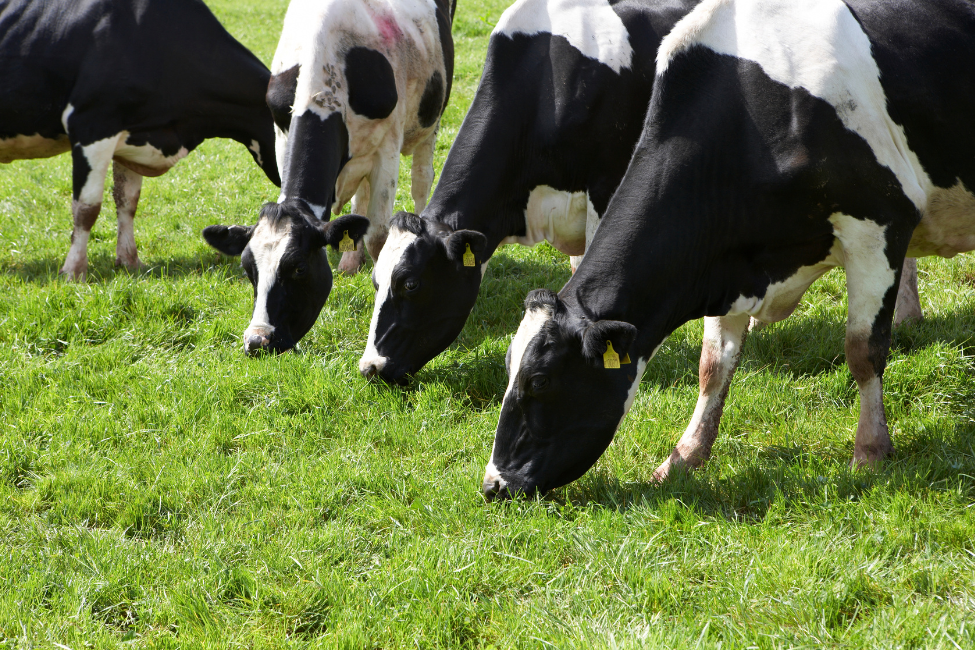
656,0,932,211
504,303,555,397
617,357,648,429
246,219,294,342
359,226,418,372
501,185,589,256
249,139,263,167
114,133,189,177
61,104,75,131
495,0,633,73
828,213,896,337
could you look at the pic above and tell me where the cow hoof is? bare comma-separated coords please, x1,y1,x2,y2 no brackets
337,250,364,275
850,444,893,469
115,256,146,272
59,266,87,282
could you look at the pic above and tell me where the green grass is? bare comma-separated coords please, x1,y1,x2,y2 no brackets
2,1,974,647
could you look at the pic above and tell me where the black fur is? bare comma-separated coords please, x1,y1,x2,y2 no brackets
345,47,398,120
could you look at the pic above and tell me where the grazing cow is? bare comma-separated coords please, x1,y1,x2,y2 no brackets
359,0,702,383
204,0,455,355
483,0,975,498
0,0,281,280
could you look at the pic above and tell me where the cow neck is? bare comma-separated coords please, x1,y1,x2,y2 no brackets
560,167,716,362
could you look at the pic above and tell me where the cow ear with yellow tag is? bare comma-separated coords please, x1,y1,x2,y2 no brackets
581,319,638,369
444,229,487,270
322,213,370,253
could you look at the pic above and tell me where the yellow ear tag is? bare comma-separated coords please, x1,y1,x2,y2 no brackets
621,352,631,365
463,243,475,267
603,341,620,369
339,230,354,252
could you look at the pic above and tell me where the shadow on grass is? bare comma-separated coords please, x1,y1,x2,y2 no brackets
556,420,975,520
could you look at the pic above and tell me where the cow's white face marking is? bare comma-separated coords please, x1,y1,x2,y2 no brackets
245,220,294,342
495,0,633,73
500,186,590,256
657,0,932,211
359,226,418,371
503,304,555,398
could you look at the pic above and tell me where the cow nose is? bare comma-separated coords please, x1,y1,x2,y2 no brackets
482,462,509,500
358,355,388,380
244,334,270,355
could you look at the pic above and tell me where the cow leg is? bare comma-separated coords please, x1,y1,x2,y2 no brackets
338,179,371,275
893,258,923,326
653,313,750,482
362,148,400,262
61,137,119,280
409,128,437,213
834,216,902,467
570,195,600,274
112,161,145,271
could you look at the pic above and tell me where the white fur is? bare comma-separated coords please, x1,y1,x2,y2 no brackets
272,0,447,260
358,226,418,373
245,220,294,343
829,213,897,337
495,0,633,73
0,133,70,162
657,0,931,212
503,303,555,397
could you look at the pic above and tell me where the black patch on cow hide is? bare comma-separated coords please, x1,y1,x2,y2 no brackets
418,71,444,128
267,65,300,132
345,47,397,120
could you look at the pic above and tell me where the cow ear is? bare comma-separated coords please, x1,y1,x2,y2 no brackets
443,230,487,268
581,320,638,367
202,225,254,257
319,214,371,251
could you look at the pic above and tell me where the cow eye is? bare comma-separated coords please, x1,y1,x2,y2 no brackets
293,264,306,278
404,278,419,292
529,375,549,393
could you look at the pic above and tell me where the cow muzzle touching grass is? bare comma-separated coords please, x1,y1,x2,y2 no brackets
203,200,369,356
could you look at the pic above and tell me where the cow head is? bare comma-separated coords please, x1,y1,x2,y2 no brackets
203,201,369,355
482,289,644,499
358,212,488,383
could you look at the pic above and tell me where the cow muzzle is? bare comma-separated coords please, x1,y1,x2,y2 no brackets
481,462,510,501
243,327,274,356
358,355,388,380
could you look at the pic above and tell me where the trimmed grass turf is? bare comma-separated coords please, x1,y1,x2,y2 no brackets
1,0,974,647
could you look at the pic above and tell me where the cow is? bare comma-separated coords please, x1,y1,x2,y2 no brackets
482,0,975,499
0,0,281,281
356,0,932,384
202,0,455,355
358,0,701,384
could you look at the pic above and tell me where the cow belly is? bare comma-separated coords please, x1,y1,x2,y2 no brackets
113,139,189,178
501,186,588,255
0,133,71,162
907,180,975,259
731,245,842,324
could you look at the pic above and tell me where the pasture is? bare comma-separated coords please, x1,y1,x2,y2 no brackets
2,0,974,646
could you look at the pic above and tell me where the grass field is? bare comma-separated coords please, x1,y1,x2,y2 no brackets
2,1,975,647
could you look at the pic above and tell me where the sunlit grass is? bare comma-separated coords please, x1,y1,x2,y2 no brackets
1,1,973,648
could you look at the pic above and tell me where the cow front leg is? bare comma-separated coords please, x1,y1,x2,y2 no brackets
653,313,750,482
337,178,371,275
112,161,145,271
833,215,903,467
409,128,437,213
893,258,923,326
61,136,119,280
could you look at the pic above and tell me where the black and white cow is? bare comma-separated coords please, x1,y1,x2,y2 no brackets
0,0,281,280
203,0,455,355
483,0,975,498
359,0,701,383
